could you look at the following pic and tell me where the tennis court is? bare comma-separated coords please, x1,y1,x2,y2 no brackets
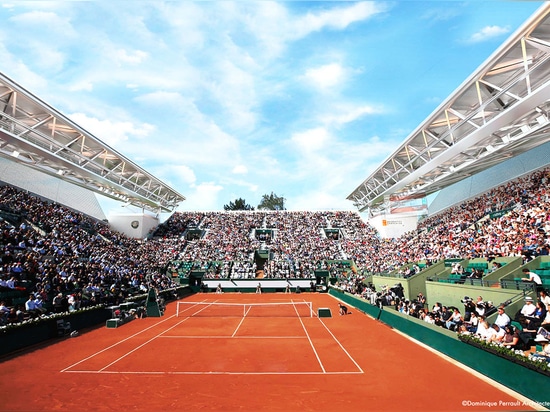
0,293,538,411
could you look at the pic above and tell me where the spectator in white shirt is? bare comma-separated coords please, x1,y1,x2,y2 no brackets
25,294,38,318
520,297,537,317
495,306,511,329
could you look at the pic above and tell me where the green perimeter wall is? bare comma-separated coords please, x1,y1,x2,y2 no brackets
0,287,193,358
369,260,447,302
329,288,550,404
424,282,534,317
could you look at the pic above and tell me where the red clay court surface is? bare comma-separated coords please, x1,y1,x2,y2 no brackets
0,293,539,412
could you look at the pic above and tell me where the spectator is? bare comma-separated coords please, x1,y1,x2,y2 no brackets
24,294,39,318
524,301,547,331
518,296,537,328
461,296,476,322
539,290,550,307
438,306,452,328
521,268,543,292
531,335,550,362
15,305,25,322
494,306,511,329
445,308,463,331
541,304,550,331
424,312,436,325
476,319,492,341
489,324,505,343
34,295,47,314
7,306,20,323
464,311,479,333
474,296,486,317
502,325,521,349
417,292,426,308
67,294,76,312
52,293,64,313
0,300,10,324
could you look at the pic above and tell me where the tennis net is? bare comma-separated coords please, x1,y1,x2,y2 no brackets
176,301,314,318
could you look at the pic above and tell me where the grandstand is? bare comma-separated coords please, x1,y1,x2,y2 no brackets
1,3,550,410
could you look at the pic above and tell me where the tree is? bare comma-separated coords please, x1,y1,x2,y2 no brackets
257,192,286,211
224,198,255,211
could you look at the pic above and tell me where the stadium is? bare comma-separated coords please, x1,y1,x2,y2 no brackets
1,3,550,412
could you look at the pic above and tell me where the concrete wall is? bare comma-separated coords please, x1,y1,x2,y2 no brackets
108,213,159,238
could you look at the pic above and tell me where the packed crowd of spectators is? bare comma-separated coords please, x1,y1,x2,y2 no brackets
157,210,361,279
2,166,550,326
335,168,550,287
159,167,550,287
0,185,179,325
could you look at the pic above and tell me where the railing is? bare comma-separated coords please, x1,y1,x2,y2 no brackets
427,275,535,292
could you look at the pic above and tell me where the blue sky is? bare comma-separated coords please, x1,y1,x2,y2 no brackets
0,1,543,215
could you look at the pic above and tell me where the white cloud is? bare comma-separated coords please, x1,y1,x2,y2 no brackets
322,104,382,126
9,10,76,38
0,42,49,93
283,132,397,206
157,2,207,49
225,2,387,63
205,58,258,131
469,25,510,43
232,165,248,175
6,10,77,73
180,182,224,211
133,90,242,168
289,190,354,211
295,2,387,37
221,175,258,193
134,90,184,106
304,63,346,90
165,165,196,185
290,128,332,154
68,112,155,148
115,49,148,65
421,8,460,23
68,81,94,92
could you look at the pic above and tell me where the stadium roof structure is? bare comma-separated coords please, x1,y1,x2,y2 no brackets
0,73,185,214
347,3,550,215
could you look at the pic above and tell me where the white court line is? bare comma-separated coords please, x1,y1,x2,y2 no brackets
317,317,364,373
64,298,361,376
293,299,326,373
98,317,189,372
231,310,248,337
293,297,363,374
61,314,178,372
96,299,220,372
62,299,212,373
